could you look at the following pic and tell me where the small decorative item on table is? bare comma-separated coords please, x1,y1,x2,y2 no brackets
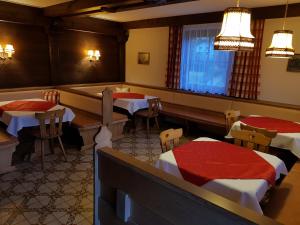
287,54,300,72
137,52,150,65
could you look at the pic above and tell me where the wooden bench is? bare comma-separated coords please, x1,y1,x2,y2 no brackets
70,108,128,150
264,161,300,225
161,102,226,133
0,129,19,174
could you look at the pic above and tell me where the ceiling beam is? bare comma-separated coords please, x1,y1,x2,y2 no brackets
44,0,143,17
44,0,198,18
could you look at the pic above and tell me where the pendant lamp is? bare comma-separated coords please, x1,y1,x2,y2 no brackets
265,0,294,58
214,0,255,51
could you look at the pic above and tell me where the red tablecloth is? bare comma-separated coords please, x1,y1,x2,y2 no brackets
0,100,56,116
241,116,300,133
112,92,145,99
173,141,276,186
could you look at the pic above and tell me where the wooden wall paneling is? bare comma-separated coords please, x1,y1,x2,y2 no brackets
0,21,51,88
49,29,121,85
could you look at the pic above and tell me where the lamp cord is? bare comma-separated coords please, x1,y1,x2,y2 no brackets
283,0,289,30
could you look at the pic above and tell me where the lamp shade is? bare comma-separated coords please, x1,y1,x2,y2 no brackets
4,44,14,58
94,50,101,60
214,7,255,51
0,44,3,53
265,30,294,58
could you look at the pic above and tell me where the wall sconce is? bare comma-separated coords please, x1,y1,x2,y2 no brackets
0,44,15,60
87,50,101,62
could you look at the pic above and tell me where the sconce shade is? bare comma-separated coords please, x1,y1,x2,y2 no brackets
265,30,295,58
94,50,101,60
4,44,15,58
87,49,101,61
87,50,94,59
214,7,255,51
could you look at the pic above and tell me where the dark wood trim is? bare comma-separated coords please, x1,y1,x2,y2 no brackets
44,0,198,18
44,0,140,17
0,86,54,94
124,82,300,111
123,3,300,29
56,81,123,89
123,10,223,29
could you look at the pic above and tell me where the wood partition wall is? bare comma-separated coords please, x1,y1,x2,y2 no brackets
0,1,127,89
95,147,281,225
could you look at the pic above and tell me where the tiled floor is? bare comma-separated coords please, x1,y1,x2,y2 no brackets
0,146,94,225
1,128,189,225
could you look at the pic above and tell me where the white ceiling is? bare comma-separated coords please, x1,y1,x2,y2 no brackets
93,0,300,22
1,0,300,22
1,0,71,8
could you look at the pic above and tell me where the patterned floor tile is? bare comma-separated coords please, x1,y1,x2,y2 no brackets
0,128,183,225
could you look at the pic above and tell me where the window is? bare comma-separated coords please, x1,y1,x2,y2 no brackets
180,23,234,95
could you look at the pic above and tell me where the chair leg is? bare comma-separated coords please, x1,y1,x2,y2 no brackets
49,139,54,154
57,136,67,161
146,118,150,138
155,117,160,129
40,140,44,170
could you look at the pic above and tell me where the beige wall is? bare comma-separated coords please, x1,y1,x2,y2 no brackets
126,27,169,87
259,17,300,105
125,17,300,105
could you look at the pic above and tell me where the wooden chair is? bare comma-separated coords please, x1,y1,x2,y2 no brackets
224,110,240,133
231,129,273,153
34,109,67,169
240,123,277,138
159,128,183,152
42,90,60,104
135,98,161,138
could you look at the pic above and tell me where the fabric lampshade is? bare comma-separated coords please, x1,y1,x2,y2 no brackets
214,7,255,51
265,30,294,58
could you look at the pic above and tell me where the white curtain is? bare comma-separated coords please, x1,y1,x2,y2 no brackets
180,23,234,95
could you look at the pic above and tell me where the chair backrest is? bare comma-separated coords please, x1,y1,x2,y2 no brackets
224,110,240,132
42,90,60,104
240,123,277,138
160,128,183,152
35,109,65,139
231,129,273,153
148,98,161,117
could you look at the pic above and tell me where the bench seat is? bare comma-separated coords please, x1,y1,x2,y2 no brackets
70,108,128,150
161,102,226,130
264,161,300,225
0,129,19,174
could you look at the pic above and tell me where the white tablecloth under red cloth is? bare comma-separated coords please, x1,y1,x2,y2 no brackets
155,137,287,214
0,98,75,137
97,92,159,115
228,115,300,158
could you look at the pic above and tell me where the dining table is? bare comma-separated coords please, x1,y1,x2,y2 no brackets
98,92,159,115
155,137,287,214
227,115,300,158
0,98,75,137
